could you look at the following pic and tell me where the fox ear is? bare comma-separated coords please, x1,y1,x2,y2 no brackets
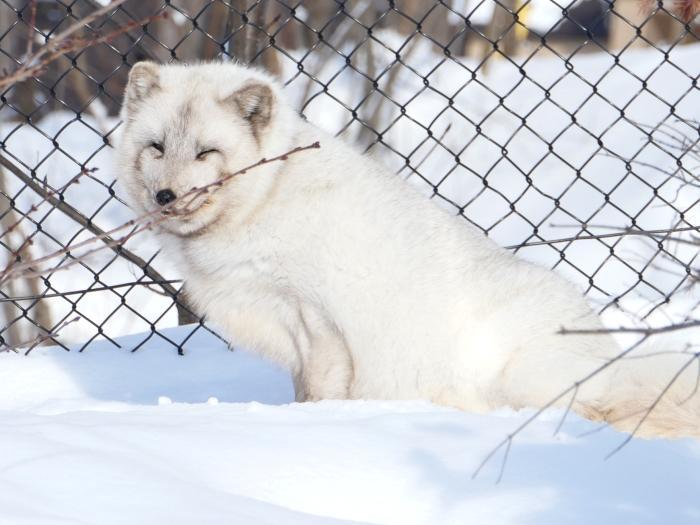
125,61,160,111
226,81,274,139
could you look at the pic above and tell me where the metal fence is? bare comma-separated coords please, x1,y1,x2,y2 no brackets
0,0,698,354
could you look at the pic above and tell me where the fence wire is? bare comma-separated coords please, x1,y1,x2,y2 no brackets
0,0,698,354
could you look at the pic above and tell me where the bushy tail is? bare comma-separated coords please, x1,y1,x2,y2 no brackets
583,338,700,439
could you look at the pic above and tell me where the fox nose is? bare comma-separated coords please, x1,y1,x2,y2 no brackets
155,189,176,206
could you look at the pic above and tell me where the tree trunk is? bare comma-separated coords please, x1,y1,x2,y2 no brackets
0,169,52,348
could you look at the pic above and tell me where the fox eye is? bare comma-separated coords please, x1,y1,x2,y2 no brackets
196,148,219,160
150,142,164,154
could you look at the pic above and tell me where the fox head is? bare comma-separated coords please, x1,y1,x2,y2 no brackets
116,61,295,237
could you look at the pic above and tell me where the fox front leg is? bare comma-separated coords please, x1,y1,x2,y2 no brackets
291,309,354,402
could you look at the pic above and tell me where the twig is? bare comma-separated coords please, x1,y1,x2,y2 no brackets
678,356,700,404
0,142,321,283
604,351,700,459
475,317,700,480
472,336,649,480
0,315,80,355
496,436,512,484
25,0,37,58
0,154,176,298
0,171,89,287
397,124,452,180
0,0,128,90
600,152,700,188
0,171,86,242
559,319,700,335
553,383,578,437
0,280,182,302
0,1,165,92
506,225,700,250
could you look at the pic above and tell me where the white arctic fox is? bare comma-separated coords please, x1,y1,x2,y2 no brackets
116,61,698,438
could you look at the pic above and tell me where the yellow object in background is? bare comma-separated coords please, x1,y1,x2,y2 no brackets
514,0,530,41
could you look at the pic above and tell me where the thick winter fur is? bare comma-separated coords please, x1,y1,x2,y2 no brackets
116,61,699,438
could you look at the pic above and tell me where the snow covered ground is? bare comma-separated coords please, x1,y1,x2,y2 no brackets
1,325,699,525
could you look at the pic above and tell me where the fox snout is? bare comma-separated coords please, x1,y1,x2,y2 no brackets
155,189,177,206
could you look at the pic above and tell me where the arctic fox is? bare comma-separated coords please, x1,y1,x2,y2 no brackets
116,61,698,438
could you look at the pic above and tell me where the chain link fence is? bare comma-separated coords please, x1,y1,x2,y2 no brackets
0,0,698,354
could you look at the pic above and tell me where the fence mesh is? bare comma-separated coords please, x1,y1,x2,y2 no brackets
0,0,698,354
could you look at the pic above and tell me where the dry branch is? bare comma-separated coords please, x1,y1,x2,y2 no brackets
471,335,650,481
0,0,166,92
0,280,183,303
0,143,321,285
507,225,700,250
0,316,79,355
475,122,700,481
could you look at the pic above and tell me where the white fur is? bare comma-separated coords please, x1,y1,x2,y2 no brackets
116,62,699,438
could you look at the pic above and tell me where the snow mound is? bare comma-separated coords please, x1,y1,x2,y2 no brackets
1,326,699,524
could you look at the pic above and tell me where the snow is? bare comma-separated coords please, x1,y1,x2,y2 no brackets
1,325,699,525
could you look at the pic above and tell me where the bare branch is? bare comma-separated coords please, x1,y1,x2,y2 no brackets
559,320,700,336
0,171,86,242
398,124,452,180
604,351,700,459
507,225,700,250
0,1,165,92
553,383,579,437
472,336,650,480
0,280,182,302
0,316,80,355
0,142,321,284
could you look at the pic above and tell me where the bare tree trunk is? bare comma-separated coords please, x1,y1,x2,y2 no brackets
395,0,451,42
0,169,51,346
355,38,378,149
176,287,199,326
608,0,685,50
198,1,233,59
467,0,519,66
223,0,282,74
253,1,281,76
0,1,35,119
1,174,27,346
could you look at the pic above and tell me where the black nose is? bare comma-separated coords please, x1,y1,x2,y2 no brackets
155,189,176,206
